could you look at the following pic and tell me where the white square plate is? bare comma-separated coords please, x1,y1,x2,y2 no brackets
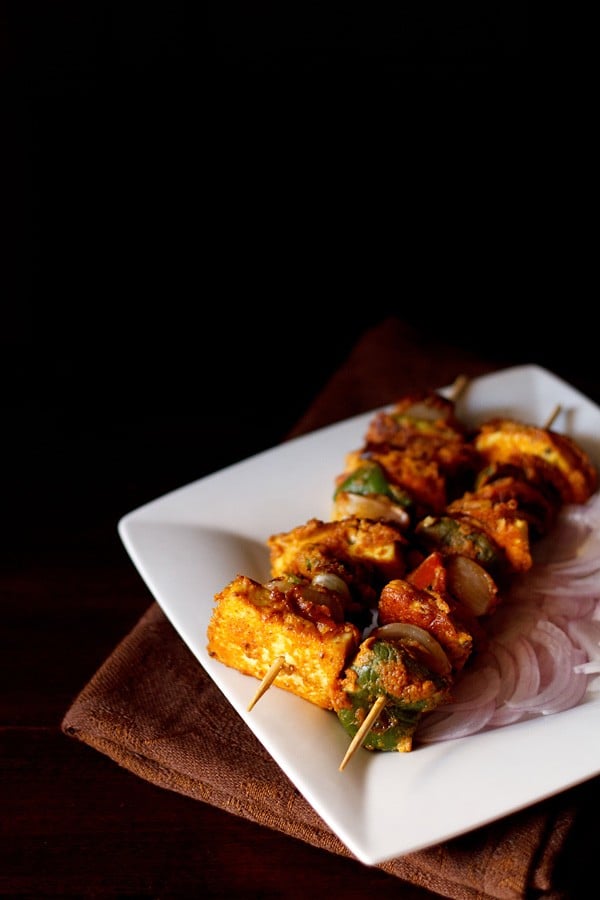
118,365,600,865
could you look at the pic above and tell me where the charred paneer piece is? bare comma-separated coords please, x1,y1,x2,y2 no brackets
474,418,598,506
332,392,480,525
365,392,479,483
339,447,448,519
267,516,409,622
365,391,467,446
206,574,361,710
472,470,560,538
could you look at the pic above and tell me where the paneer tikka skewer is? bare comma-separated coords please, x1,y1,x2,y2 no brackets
206,387,598,765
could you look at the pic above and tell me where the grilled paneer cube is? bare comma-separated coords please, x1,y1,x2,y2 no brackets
206,574,361,709
331,393,479,525
338,447,449,518
267,516,409,623
474,419,598,506
472,470,560,538
364,393,479,494
365,391,468,446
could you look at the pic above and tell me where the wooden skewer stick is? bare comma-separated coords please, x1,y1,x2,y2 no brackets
247,656,286,711
338,694,387,772
450,373,469,403
544,404,562,430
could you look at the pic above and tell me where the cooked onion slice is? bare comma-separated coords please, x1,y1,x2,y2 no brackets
264,575,347,621
371,623,452,675
311,573,352,602
333,491,411,528
446,555,499,616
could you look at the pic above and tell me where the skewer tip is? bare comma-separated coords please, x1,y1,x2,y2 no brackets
338,694,387,772
544,404,562,430
247,656,286,711
450,373,469,402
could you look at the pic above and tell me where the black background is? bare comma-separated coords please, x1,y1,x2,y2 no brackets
6,9,600,899
4,3,558,563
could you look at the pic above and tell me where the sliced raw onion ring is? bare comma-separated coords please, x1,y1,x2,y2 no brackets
418,700,497,742
416,489,600,743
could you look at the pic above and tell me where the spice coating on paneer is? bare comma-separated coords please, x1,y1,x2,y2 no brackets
341,448,449,518
474,419,598,505
331,392,481,525
267,516,409,618
471,472,559,538
206,575,361,709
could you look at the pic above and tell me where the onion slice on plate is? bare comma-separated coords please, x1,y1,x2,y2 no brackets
415,493,600,744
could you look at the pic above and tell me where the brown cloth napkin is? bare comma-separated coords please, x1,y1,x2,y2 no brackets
62,317,598,900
